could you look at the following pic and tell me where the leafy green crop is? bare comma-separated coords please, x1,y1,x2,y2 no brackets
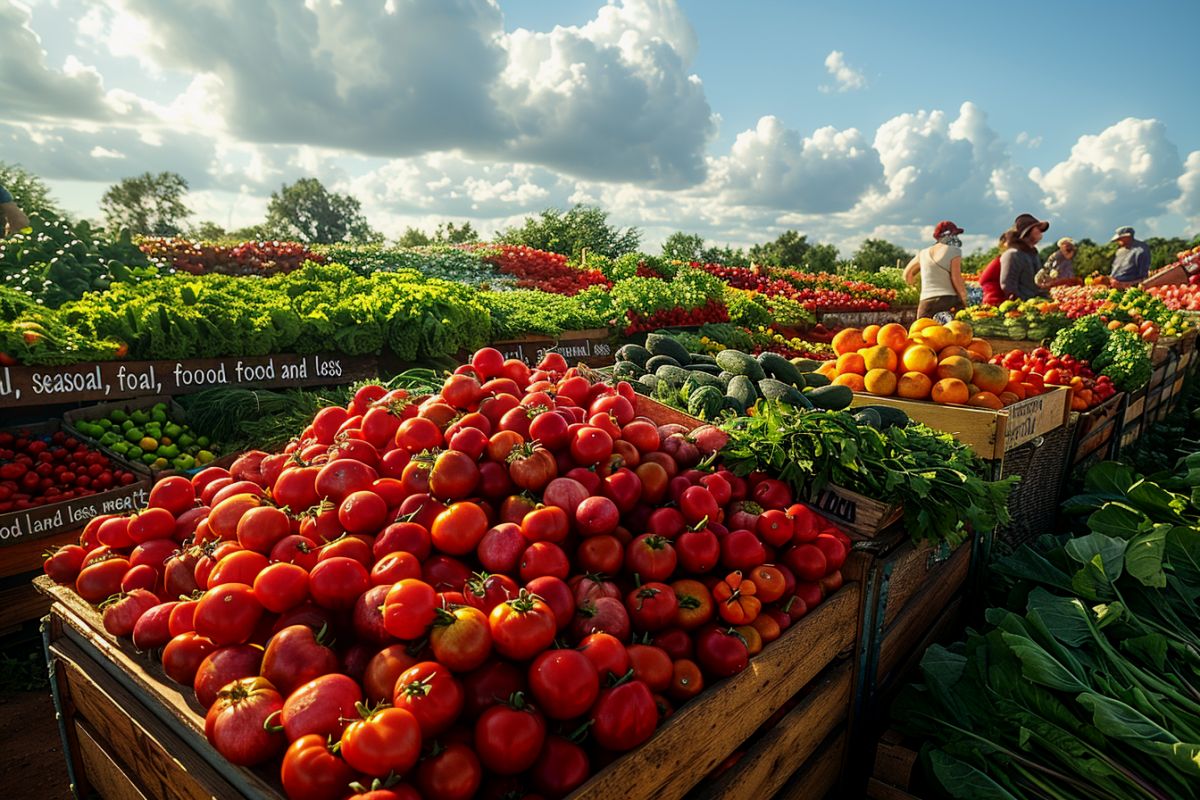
1051,315,1111,362
1091,329,1152,392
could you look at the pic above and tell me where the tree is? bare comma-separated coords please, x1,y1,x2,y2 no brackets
1071,238,1116,278
495,205,641,260
191,221,227,241
100,172,191,235
748,230,810,267
435,221,479,244
264,178,382,244
660,231,705,262
396,227,432,248
701,244,750,266
0,162,64,218
852,238,913,273
806,243,840,274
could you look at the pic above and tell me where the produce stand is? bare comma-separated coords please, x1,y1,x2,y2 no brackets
0,353,378,410
847,385,1071,463
38,575,862,800
1063,391,1125,473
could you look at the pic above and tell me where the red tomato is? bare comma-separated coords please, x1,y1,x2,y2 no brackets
76,556,130,603
676,528,720,574
431,502,488,556
338,491,388,536
101,588,158,638
576,534,624,574
149,476,196,516
784,544,828,582
813,533,847,572
570,426,613,466
428,450,480,501
194,583,262,646
416,741,482,800
461,660,527,718
520,504,569,543
194,644,264,709
524,575,575,631
132,601,179,651
162,631,218,685
476,523,526,574
430,606,493,672
393,661,464,737
383,579,437,640
626,582,679,632
281,673,363,741
627,643,674,692
488,590,557,661
373,521,432,562
339,706,422,778
474,694,546,775
463,571,520,615
203,677,284,766
589,680,657,751
625,534,677,582
308,557,370,610
281,734,358,800
528,649,599,720
261,624,339,697
695,625,749,678
370,551,421,585
208,550,269,587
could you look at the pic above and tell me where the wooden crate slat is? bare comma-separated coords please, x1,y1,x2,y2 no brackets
771,728,848,800
877,561,970,682
569,585,860,800
0,578,52,634
882,539,970,630
75,720,152,800
866,778,924,800
691,660,852,800
53,637,240,800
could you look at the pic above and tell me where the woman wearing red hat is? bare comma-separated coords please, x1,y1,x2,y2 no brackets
903,220,968,319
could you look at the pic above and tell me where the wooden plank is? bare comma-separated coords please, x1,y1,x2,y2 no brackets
75,720,151,800
491,328,614,367
632,393,705,429
866,778,924,800
873,730,919,790
0,529,78,580
570,585,860,800
808,484,903,540
54,638,241,800
878,571,969,682
0,577,52,633
0,353,376,409
771,729,848,800
692,660,853,800
881,539,969,630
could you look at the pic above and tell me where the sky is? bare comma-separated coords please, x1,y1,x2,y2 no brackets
4,0,1200,255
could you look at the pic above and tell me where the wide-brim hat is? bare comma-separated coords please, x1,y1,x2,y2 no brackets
1014,213,1049,239
1112,226,1135,241
932,220,964,239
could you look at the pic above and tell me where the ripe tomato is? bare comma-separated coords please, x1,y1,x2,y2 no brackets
430,606,493,672
784,544,828,582
204,677,284,766
530,735,591,797
339,707,422,778
338,491,388,536
695,626,749,678
713,571,761,625
669,659,704,701
281,734,357,800
626,534,677,582
314,459,378,503
675,528,720,574
43,544,86,585
576,534,623,574
162,632,218,685
520,504,569,543
373,521,431,562
528,649,599,720
525,575,575,631
393,661,463,738
431,502,488,556
720,529,767,571
627,643,673,692
194,644,264,709
489,590,557,661
416,741,482,800
132,601,179,651
570,426,613,466
748,564,787,604
626,582,678,632
209,550,269,587
76,556,130,603
590,679,657,751
507,444,557,492
572,596,631,641
474,693,546,775
261,624,339,697
194,583,262,646
149,475,196,516
308,557,370,610
519,541,569,581
383,579,437,640
270,535,321,571
235,506,290,554
428,450,480,500
281,673,363,741
370,551,421,585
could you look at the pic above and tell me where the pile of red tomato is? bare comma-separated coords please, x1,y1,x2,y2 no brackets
139,238,325,276
42,347,848,800
482,245,612,296
993,347,1117,410
0,429,138,513
1147,284,1200,312
623,298,731,334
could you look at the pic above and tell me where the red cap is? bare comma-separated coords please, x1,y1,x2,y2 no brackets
933,220,964,239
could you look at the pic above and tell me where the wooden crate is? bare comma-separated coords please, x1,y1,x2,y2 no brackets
848,385,1071,461
807,484,903,540
867,730,925,800
1066,392,1124,469
1117,388,1147,453
490,328,614,368
983,336,1042,354
38,575,862,800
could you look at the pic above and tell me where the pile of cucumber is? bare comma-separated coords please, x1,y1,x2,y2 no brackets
613,333,854,419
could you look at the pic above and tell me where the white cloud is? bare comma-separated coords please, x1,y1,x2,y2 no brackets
1171,151,1200,229
819,50,867,93
1031,117,1184,233
1015,131,1043,149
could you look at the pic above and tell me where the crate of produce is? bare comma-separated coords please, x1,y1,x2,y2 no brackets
38,574,861,800
848,385,1071,461
1117,387,1147,453
64,395,226,479
490,328,614,368
992,422,1073,552
0,421,148,549
1065,391,1125,470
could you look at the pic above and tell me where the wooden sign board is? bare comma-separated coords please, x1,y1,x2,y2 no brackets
490,329,614,368
0,481,150,547
809,484,903,540
0,353,378,409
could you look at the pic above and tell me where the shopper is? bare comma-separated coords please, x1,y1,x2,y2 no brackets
999,213,1051,300
0,184,29,238
978,233,1009,306
1037,237,1076,286
1110,225,1151,284
903,220,968,319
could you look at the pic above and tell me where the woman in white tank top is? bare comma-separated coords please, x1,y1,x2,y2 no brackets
903,220,968,320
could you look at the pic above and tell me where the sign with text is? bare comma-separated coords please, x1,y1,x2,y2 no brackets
491,330,614,367
0,353,378,408
0,482,150,546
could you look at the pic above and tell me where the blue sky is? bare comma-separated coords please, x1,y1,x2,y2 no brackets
4,0,1200,253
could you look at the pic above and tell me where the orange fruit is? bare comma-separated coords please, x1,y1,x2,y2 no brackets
920,325,955,351
931,378,969,405
862,324,881,345
968,391,1003,410
1005,381,1027,400
966,338,992,362
938,345,969,360
897,371,932,399
861,345,898,372
832,373,866,392
818,360,838,380
863,368,898,396
835,352,866,375
901,345,938,375
936,355,974,383
971,363,1011,395
944,320,974,347
877,323,910,354
832,328,867,356
909,318,939,336
998,391,1021,406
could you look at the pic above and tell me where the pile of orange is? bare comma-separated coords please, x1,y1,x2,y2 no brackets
819,318,1044,408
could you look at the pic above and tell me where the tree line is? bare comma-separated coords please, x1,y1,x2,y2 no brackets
3,163,1197,275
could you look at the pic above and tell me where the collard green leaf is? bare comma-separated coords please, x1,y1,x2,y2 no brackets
1166,526,1200,599
1077,692,1178,743
1025,588,1093,649
1087,502,1148,539
1125,524,1169,589
1002,632,1091,693
991,546,1075,593
1065,532,1127,578
928,750,1019,800
1083,460,1137,497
